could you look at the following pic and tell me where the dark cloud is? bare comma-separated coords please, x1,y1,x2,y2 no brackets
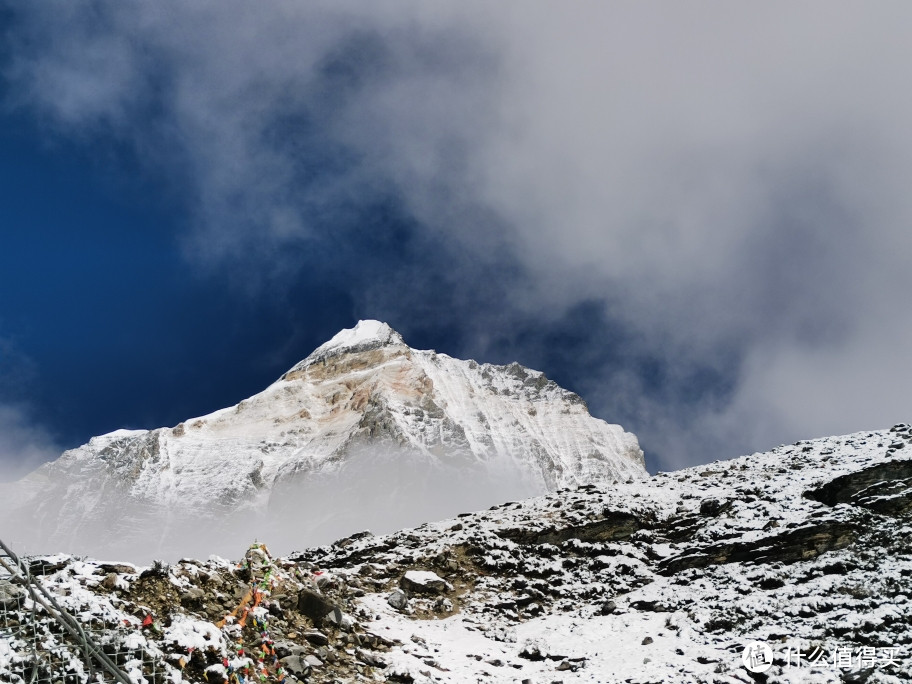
4,2,912,472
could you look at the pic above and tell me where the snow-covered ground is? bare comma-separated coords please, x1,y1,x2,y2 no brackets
2,424,910,683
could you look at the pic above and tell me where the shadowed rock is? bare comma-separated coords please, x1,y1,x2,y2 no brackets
497,509,645,545
804,458,912,515
297,588,339,625
658,521,857,575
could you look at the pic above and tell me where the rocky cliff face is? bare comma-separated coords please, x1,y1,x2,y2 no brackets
1,321,644,561
2,425,910,683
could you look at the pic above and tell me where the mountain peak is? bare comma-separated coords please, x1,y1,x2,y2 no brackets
284,320,407,376
6,318,647,561
315,320,405,355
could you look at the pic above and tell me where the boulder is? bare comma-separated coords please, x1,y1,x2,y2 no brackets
599,600,617,615
356,648,387,668
399,570,452,595
279,655,311,678
303,630,329,646
518,638,548,661
274,640,308,659
297,588,338,625
698,498,731,517
387,588,409,611
323,606,356,630
180,587,206,605
0,581,26,608
98,563,136,575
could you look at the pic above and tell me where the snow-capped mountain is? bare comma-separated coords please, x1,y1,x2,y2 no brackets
1,320,644,561
3,425,910,683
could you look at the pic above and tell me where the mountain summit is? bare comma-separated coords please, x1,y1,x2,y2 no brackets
3,321,645,561
303,319,405,359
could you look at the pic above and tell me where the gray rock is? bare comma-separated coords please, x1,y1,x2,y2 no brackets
315,573,333,590
323,606,356,630
518,638,548,661
297,588,338,625
279,655,310,678
303,630,329,646
699,498,731,517
274,640,307,659
98,563,136,575
805,459,912,516
630,600,667,612
180,587,206,605
355,648,387,668
387,588,409,611
323,606,343,626
0,581,26,608
399,570,452,595
658,521,857,575
332,530,374,548
28,557,69,576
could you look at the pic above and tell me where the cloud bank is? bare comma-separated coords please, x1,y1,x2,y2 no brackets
5,2,912,469
3,445,543,564
0,404,60,482
0,339,60,480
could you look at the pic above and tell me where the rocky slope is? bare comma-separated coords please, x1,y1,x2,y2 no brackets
2,424,910,683
1,321,644,561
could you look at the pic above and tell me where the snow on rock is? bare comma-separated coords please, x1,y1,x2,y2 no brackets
400,569,452,594
162,615,224,654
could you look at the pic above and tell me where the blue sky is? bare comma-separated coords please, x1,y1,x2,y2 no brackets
2,2,912,479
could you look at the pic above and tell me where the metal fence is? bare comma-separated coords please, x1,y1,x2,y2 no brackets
0,539,167,684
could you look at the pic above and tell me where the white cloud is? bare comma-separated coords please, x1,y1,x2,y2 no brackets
0,404,60,482
6,2,912,469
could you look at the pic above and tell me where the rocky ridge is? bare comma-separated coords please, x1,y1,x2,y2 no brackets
2,424,910,683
